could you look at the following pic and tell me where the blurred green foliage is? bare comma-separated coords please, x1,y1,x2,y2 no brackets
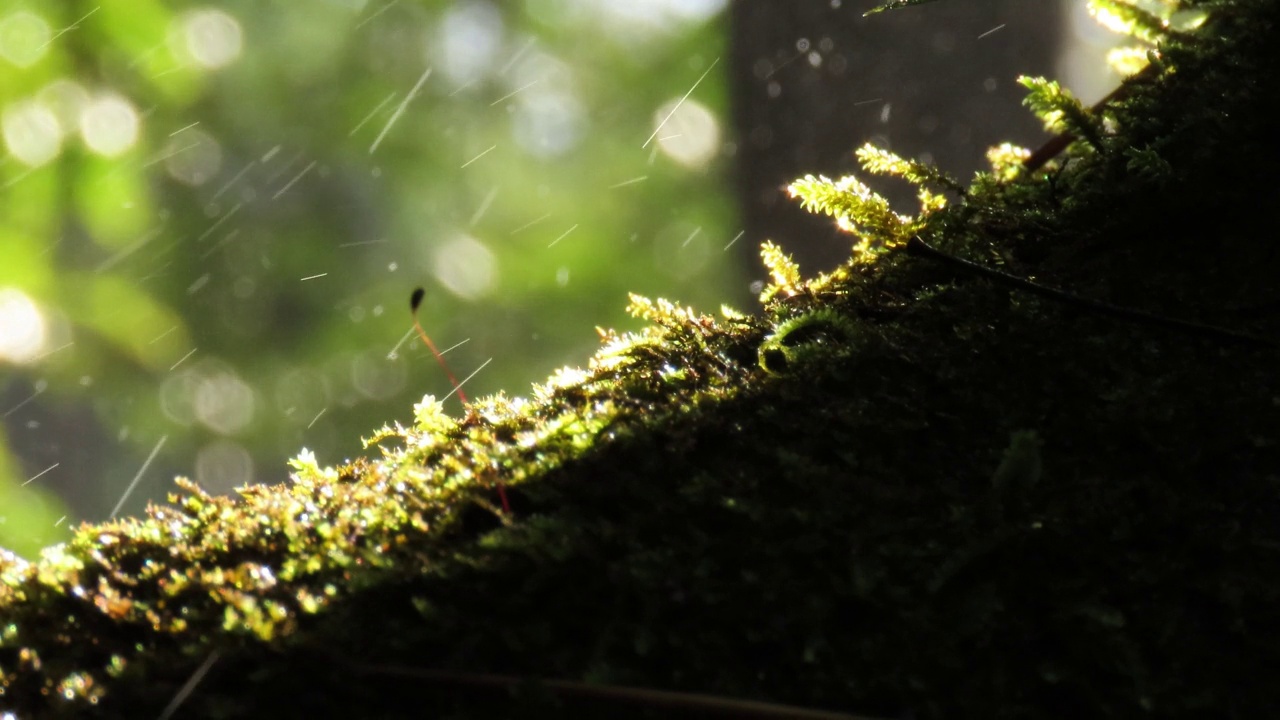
0,0,740,555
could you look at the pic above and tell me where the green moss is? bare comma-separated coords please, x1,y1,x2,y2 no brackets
2,0,1279,717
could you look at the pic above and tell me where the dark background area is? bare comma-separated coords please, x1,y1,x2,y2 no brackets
731,0,1064,271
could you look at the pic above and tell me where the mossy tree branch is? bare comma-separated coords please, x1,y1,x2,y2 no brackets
2,1,1279,718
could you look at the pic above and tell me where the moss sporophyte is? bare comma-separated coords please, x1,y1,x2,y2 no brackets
2,0,1278,717
410,287,511,514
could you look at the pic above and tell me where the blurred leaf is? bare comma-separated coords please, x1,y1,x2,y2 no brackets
74,155,153,249
0,429,69,560
0,227,54,295
64,272,190,371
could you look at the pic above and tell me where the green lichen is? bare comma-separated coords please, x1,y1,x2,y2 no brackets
2,0,1279,717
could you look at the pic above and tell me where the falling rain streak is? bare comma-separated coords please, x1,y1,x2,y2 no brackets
682,227,702,247
470,186,500,226
95,226,164,273
978,24,1007,39
349,92,398,136
22,463,58,487
272,160,317,200
489,79,539,106
169,348,198,371
150,326,179,344
354,0,399,30
387,326,417,360
608,176,648,189
441,358,493,403
156,651,221,720
211,160,256,202
548,224,579,248
460,145,496,168
510,213,550,235
438,338,470,356
3,382,46,419
196,202,242,242
643,56,720,149
109,435,168,520
143,142,201,169
34,341,74,362
169,121,201,136
369,66,432,154
2,0,748,547
38,6,100,51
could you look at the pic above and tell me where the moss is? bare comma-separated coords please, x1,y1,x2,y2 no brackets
2,0,1279,717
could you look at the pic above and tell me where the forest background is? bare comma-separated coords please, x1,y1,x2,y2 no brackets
0,0,1107,556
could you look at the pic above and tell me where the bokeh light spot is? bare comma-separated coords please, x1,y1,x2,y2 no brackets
0,288,47,365
80,95,140,157
351,350,407,400
195,440,254,494
164,359,257,435
437,1,504,88
164,128,222,186
37,79,89,131
179,9,243,69
599,0,727,36
653,97,719,169
431,234,496,300
0,11,51,68
2,100,61,167
512,89,585,157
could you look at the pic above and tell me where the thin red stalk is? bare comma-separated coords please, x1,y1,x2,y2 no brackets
410,288,512,514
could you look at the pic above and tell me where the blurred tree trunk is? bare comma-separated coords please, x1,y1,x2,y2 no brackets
729,0,1066,271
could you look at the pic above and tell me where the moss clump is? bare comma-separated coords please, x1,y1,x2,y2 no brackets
2,0,1279,717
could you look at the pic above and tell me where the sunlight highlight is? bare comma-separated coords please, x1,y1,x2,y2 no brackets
80,94,140,157
432,234,496,300
0,11,51,68
0,288,47,365
195,440,254,494
176,8,243,70
652,97,719,169
2,100,61,167
164,129,223,186
37,79,89,131
437,1,504,88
